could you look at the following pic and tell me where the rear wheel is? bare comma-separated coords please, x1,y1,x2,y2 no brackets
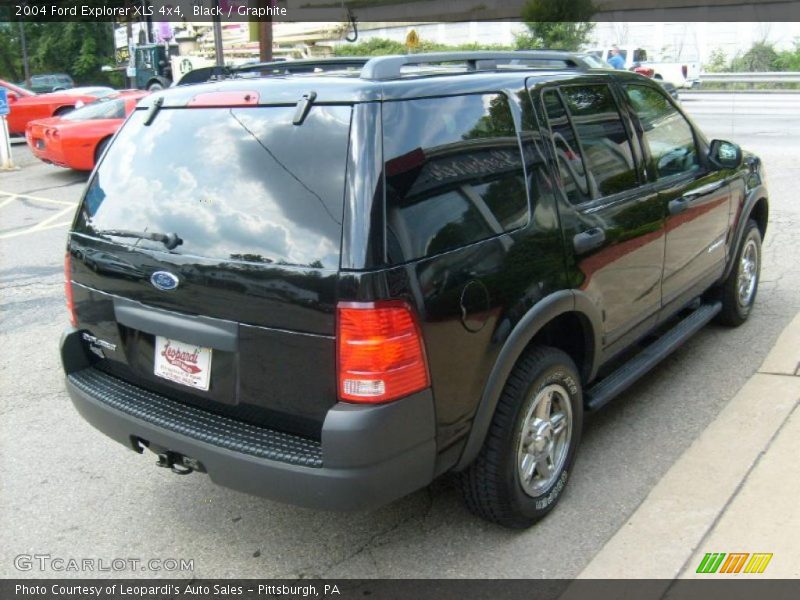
717,219,762,326
460,346,583,528
94,137,112,166
147,81,164,92
53,106,74,117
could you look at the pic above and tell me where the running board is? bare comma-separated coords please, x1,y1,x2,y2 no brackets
585,302,722,412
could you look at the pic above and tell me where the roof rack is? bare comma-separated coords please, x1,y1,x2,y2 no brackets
360,51,590,81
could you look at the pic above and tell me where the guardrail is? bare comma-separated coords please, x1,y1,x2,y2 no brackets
699,72,800,83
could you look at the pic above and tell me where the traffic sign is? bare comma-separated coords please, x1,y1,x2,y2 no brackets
0,88,9,117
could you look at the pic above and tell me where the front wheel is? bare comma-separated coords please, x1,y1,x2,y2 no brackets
460,346,583,528
717,219,762,326
147,81,164,92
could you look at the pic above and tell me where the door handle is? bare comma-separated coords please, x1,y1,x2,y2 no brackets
573,228,606,254
682,180,726,200
669,197,689,215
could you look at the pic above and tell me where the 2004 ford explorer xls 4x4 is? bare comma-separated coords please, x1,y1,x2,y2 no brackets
60,52,768,528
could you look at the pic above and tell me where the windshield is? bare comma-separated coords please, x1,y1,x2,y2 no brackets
64,97,127,121
62,87,116,98
74,105,352,269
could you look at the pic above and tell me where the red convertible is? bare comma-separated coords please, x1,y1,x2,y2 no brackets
1,79,117,136
26,91,148,171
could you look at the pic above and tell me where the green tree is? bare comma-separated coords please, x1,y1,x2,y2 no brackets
704,48,728,73
514,0,596,51
775,39,800,71
730,41,779,72
0,21,116,85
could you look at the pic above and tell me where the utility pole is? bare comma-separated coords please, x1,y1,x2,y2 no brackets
124,0,135,88
258,0,273,62
18,19,30,88
213,0,225,67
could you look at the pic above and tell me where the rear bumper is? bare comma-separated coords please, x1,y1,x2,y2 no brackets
61,328,436,511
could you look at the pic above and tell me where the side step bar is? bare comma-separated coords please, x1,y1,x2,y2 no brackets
585,302,722,412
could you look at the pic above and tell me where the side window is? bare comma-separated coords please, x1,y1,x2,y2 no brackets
624,84,700,179
561,84,639,197
541,89,591,205
383,93,529,264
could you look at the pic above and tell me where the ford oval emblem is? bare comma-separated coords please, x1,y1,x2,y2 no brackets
150,271,179,291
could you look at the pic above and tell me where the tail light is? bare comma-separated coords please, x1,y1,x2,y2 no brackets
65,253,77,327
337,301,430,403
682,65,688,79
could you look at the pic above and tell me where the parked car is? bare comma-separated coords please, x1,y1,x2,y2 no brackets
60,52,767,528
25,91,148,171
589,46,701,88
0,80,117,136
25,73,75,93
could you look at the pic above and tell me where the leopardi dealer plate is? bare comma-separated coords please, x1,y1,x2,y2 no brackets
154,336,212,391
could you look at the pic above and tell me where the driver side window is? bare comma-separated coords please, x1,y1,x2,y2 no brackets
624,84,699,180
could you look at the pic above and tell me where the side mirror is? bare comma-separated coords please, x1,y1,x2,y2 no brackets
709,139,742,170
7,92,18,103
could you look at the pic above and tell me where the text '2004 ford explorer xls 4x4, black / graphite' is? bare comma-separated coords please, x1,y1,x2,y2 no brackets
60,52,768,529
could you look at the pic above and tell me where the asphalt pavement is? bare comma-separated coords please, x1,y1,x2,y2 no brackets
1,92,799,579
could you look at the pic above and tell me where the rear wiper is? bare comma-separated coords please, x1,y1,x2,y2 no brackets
96,229,183,250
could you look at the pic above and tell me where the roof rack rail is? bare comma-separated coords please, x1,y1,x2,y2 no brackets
360,51,589,81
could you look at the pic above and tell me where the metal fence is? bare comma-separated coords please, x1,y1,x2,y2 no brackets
699,72,800,83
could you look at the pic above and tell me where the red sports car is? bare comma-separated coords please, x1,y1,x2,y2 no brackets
26,91,149,171
1,79,118,136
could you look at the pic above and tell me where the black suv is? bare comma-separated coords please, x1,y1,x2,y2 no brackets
61,52,768,528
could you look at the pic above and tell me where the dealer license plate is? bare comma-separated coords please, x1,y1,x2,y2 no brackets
154,336,212,391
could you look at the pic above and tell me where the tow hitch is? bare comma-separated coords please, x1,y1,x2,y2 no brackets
134,438,205,475
155,451,196,475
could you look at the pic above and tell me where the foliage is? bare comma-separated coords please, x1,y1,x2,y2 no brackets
703,48,728,73
514,0,596,51
730,41,779,72
334,37,513,56
333,37,406,56
0,22,117,85
701,40,800,85
775,39,800,71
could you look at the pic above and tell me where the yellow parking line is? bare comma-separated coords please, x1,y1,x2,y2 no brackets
0,189,78,207
28,205,76,232
0,206,75,240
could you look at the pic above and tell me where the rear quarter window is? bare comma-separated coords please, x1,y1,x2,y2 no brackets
383,93,529,264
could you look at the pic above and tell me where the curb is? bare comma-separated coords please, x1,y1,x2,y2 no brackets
570,312,800,582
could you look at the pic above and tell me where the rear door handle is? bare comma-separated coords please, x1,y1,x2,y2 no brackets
573,228,606,254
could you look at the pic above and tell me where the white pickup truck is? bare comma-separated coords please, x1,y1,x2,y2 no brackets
588,46,701,89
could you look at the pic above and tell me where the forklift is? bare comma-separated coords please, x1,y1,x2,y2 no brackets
133,44,178,91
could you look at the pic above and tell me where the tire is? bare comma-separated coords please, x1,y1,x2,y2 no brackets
94,137,111,166
54,106,74,117
460,346,584,528
147,81,164,91
717,219,762,326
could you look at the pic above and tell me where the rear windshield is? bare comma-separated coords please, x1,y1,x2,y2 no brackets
74,105,352,269
64,97,127,121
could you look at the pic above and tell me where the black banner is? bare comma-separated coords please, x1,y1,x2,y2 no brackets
1,0,800,22
3,580,800,600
